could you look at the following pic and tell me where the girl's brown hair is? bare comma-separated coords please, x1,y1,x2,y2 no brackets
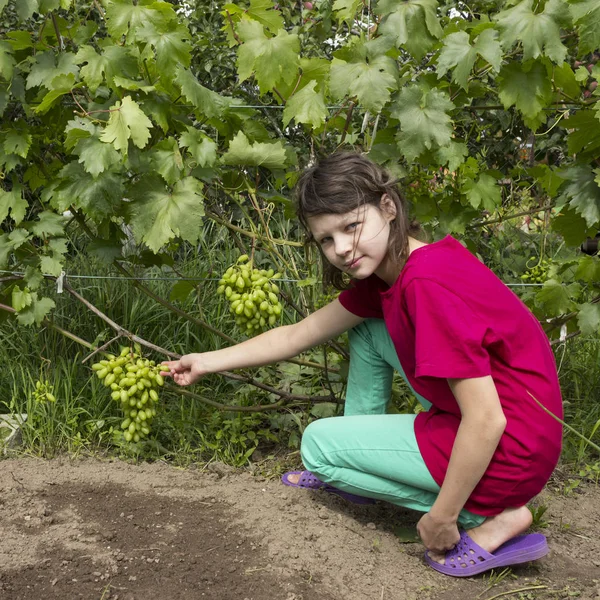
295,152,420,290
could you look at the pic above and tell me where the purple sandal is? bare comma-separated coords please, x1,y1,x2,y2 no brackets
425,530,549,577
281,470,376,505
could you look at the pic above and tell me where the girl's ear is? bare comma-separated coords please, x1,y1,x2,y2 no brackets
379,194,397,221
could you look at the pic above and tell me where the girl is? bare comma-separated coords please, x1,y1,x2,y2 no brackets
164,153,562,577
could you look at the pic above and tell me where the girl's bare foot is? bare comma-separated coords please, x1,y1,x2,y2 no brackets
429,505,533,564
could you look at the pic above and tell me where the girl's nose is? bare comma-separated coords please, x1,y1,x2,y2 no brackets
334,236,352,257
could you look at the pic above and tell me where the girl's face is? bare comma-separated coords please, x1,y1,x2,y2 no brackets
307,197,397,282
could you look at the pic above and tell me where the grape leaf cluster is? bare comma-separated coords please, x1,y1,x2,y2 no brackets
217,255,283,335
520,258,550,283
92,348,169,443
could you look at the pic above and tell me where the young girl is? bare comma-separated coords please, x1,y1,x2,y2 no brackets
164,153,562,577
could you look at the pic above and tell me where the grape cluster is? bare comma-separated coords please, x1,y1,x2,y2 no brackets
520,258,550,283
33,379,55,403
217,255,283,335
92,347,169,443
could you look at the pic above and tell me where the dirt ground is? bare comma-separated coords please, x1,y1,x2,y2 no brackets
0,457,599,600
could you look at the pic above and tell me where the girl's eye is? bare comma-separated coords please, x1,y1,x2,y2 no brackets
320,236,332,245
347,222,359,231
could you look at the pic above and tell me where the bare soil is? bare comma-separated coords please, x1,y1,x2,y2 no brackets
1,457,599,600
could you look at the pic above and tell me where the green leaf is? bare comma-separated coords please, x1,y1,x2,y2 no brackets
100,96,153,152
26,51,79,90
16,294,55,326
551,206,593,246
376,0,443,60
105,0,176,40
435,141,468,172
462,172,501,211
3,129,32,158
569,0,600,54
23,265,44,290
527,164,565,196
74,135,122,178
535,279,577,315
170,280,196,303
0,184,27,224
221,131,288,170
391,86,454,162
565,109,600,158
64,117,96,151
35,73,79,114
495,0,571,64
12,286,32,312
31,211,65,237
174,68,228,119
136,23,192,79
560,166,600,228
552,62,580,98
577,302,600,335
151,138,184,185
49,162,125,221
0,0,9,14
329,55,398,113
237,18,300,94
333,0,362,23
40,254,63,277
0,229,29,267
282,80,327,129
16,0,38,21
129,176,205,253
575,255,600,282
76,45,108,92
246,0,284,33
0,41,15,80
437,29,502,90
497,61,553,130
179,127,217,168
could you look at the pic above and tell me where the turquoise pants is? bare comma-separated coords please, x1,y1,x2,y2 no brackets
300,319,485,528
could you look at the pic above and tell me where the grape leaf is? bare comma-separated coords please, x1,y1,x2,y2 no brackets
179,127,217,168
174,68,228,119
495,0,571,64
0,184,27,225
16,0,38,21
64,117,96,151
23,265,43,290
100,96,153,152
575,255,600,282
333,0,362,23
0,41,15,80
35,73,80,114
551,206,594,246
76,45,108,92
221,131,288,170
74,135,122,178
3,129,32,158
105,0,176,40
0,0,9,14
461,173,502,211
16,294,56,326
376,0,443,60
31,211,65,237
329,55,398,113
136,23,192,79
49,163,124,221
26,51,79,90
497,61,553,130
569,0,600,55
560,166,600,228
565,110,600,158
577,302,600,336
437,29,502,90
129,176,205,253
246,0,284,33
435,141,468,172
237,18,300,94
391,86,454,162
0,229,30,268
150,138,184,185
12,286,32,312
535,279,578,315
282,80,327,129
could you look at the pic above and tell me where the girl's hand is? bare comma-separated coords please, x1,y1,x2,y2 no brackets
161,354,207,386
416,512,461,555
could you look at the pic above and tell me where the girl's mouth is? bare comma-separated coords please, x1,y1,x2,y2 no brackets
345,256,362,269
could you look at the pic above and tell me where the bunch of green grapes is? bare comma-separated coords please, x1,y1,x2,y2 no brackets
217,255,283,335
92,347,169,443
520,258,550,283
33,379,55,403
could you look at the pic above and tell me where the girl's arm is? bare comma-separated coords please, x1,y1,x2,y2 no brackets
165,298,364,386
417,376,507,551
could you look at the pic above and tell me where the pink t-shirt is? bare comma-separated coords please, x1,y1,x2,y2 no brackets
339,236,563,516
